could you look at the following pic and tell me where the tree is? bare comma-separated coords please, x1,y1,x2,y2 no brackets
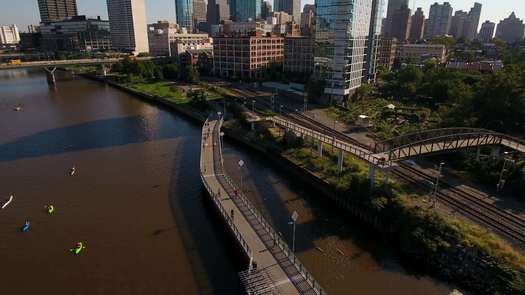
430,35,455,50
162,64,179,80
181,64,199,83
306,78,326,103
188,89,208,110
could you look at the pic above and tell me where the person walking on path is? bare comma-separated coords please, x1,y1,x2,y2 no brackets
230,209,234,221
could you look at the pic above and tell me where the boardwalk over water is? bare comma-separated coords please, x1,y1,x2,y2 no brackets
200,117,326,295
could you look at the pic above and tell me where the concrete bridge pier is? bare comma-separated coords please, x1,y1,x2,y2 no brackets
317,142,323,158
368,165,376,190
491,146,501,160
383,169,391,187
100,64,108,76
44,67,57,85
476,147,481,161
337,149,344,172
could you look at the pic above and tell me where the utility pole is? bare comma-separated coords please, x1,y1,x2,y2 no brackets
433,163,445,208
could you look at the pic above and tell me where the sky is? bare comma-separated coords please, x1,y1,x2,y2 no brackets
0,0,524,32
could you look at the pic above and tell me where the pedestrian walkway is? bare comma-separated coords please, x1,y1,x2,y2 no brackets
200,117,326,295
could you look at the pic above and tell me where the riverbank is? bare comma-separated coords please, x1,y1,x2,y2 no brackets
82,73,525,294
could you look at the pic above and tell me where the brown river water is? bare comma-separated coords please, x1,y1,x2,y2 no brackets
0,69,457,295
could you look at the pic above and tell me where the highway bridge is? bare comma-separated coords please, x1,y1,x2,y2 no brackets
0,57,154,85
200,116,326,295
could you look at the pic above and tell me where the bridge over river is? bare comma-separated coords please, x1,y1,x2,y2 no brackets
200,116,326,295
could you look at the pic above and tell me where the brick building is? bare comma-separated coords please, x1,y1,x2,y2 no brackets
213,34,284,79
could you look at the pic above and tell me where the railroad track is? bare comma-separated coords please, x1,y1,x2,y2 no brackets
394,163,525,244
240,95,525,244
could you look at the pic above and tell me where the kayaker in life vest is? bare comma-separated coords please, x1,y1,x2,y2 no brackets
46,204,55,215
21,221,30,232
70,242,85,255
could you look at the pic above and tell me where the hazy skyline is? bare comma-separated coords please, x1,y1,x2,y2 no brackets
0,0,523,32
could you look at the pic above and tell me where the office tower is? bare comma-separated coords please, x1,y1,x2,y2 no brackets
409,8,425,42
496,12,525,44
424,2,453,39
0,25,20,45
478,21,495,42
383,0,408,37
234,0,261,22
37,0,78,23
261,1,272,19
40,16,111,51
274,0,301,22
464,2,482,40
193,0,207,32
207,0,230,28
175,0,194,31
300,7,315,35
315,0,381,101
449,10,468,39
391,4,411,41
364,0,385,83
107,0,149,53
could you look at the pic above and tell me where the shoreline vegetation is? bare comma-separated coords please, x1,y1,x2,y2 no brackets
75,64,525,294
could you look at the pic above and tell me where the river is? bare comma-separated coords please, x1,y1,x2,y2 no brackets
0,69,456,295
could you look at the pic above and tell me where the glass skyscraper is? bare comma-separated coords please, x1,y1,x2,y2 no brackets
314,0,380,102
175,0,194,31
234,0,261,22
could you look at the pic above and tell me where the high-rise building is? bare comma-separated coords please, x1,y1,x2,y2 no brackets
107,0,149,53
261,1,272,20
478,21,495,42
464,2,482,40
37,0,78,23
234,0,262,22
207,0,230,29
391,4,411,41
40,16,111,51
300,7,315,36
383,0,408,37
274,0,301,22
303,4,315,14
496,12,525,44
314,0,381,101
0,25,20,45
424,2,453,39
364,0,385,83
175,0,194,32
409,8,425,42
193,0,207,32
284,36,314,74
449,10,468,39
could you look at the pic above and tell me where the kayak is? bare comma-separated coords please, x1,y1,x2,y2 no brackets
70,242,85,255
1,195,13,209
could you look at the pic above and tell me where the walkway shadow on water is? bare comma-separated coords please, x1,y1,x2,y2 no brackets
0,113,184,162
221,142,409,274
167,137,245,295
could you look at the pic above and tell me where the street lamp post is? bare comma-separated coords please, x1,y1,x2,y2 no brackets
238,159,245,193
289,211,299,253
433,162,445,208
497,152,514,192
303,93,308,113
